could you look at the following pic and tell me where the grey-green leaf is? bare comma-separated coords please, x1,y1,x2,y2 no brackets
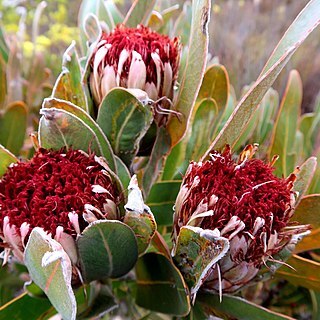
201,0,320,158
146,180,182,226
123,0,156,27
97,88,153,166
77,220,138,283
24,228,76,320
52,41,90,113
39,98,116,172
268,70,302,177
0,145,18,177
167,0,211,147
0,102,27,155
198,293,295,320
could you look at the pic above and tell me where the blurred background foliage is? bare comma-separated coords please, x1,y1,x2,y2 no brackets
1,0,320,111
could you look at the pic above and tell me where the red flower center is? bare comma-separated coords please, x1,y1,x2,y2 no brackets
177,147,294,262
0,149,120,238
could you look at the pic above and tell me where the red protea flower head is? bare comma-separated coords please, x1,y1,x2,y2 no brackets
0,148,121,264
173,145,309,294
89,24,180,124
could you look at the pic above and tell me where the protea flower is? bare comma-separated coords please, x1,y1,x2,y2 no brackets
172,145,309,295
0,148,121,266
89,24,180,124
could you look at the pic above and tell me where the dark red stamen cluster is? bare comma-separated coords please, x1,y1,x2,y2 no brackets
0,149,120,238
98,24,180,87
178,148,293,263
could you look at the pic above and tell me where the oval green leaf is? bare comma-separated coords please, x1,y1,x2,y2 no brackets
77,220,138,283
97,88,153,166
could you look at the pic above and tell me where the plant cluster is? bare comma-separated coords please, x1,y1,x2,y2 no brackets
0,1,319,319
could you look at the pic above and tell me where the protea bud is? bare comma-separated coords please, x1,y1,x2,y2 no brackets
0,148,121,266
172,145,309,296
89,24,180,124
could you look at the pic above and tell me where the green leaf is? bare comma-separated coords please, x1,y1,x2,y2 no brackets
0,292,54,320
52,41,90,113
233,108,259,151
294,156,317,204
251,88,279,148
294,195,320,228
0,25,8,64
146,180,182,226
260,0,320,76
104,1,123,25
172,2,192,45
201,0,320,158
310,290,320,320
123,0,156,27
299,113,317,158
142,127,172,196
97,88,153,166
197,64,229,138
77,220,138,283
0,145,18,177
0,55,7,110
135,252,191,316
276,255,320,292
77,284,117,319
6,42,23,103
268,70,302,176
198,65,229,107
0,263,26,306
185,99,218,163
309,150,320,194
293,195,320,253
163,97,222,180
24,227,77,320
115,155,131,191
162,137,188,181
25,52,47,108
78,0,116,50
39,97,116,172
124,176,157,255
167,0,211,146
0,102,27,155
24,282,47,299
201,48,296,157
124,207,156,255
173,226,229,301
198,293,295,320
